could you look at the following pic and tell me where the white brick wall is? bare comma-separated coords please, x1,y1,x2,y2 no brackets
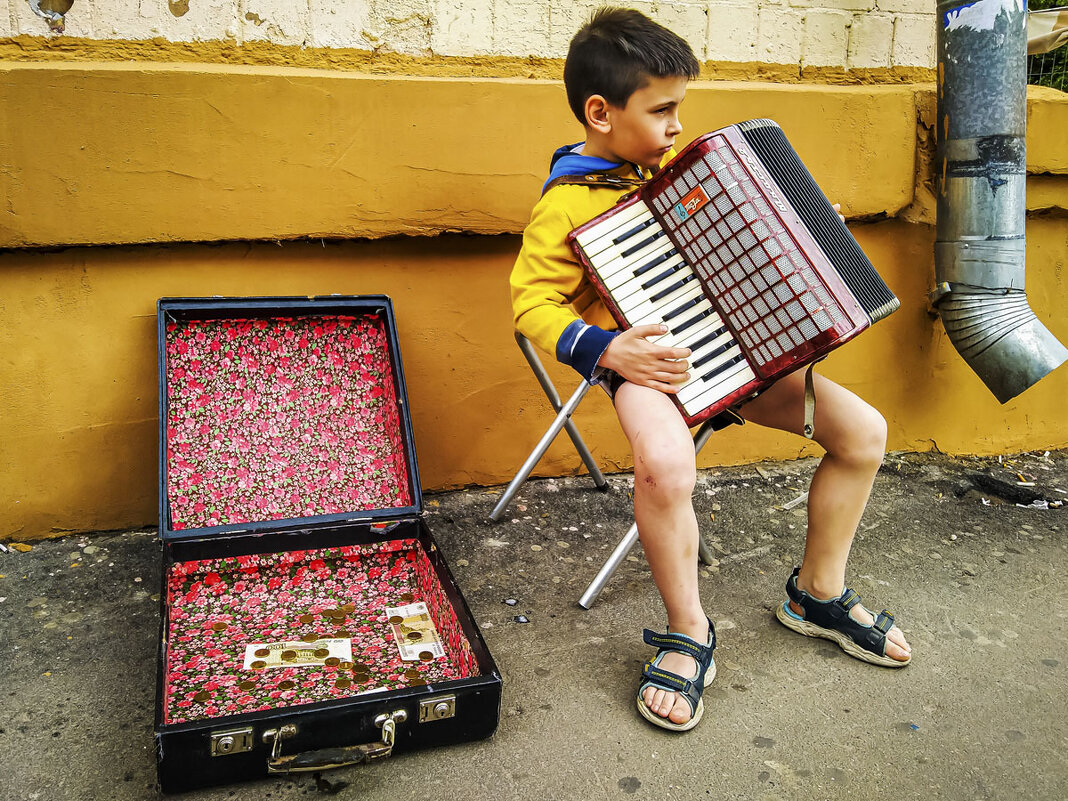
757,6,805,65
848,12,894,68
1,0,938,69
892,13,936,67
801,9,851,67
708,3,760,63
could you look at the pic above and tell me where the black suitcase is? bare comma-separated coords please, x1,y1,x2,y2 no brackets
153,296,501,793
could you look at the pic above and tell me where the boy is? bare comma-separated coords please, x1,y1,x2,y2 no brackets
509,7,911,733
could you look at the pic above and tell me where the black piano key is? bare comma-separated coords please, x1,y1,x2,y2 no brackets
640,263,684,291
697,353,747,382
662,295,702,322
650,275,695,303
621,229,667,258
670,308,715,336
687,325,729,352
692,340,737,370
612,216,657,245
633,248,679,278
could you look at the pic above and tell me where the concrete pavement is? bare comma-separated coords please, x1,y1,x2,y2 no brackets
1,449,1066,800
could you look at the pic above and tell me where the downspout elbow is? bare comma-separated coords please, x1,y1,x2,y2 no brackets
934,0,1067,403
927,240,1068,401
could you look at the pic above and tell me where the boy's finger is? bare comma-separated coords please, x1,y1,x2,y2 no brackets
629,323,669,339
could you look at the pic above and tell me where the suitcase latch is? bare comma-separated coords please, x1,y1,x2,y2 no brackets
210,726,255,757
419,694,456,723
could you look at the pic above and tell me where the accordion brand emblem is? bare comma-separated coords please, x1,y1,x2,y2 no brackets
673,185,710,223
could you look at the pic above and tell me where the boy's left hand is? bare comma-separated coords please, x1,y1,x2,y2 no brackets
832,203,846,224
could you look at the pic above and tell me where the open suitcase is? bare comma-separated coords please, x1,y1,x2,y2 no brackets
153,296,501,793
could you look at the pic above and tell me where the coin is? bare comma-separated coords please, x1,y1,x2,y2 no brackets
238,680,256,691
250,660,267,670
388,615,404,625
352,672,369,682
418,651,434,662
299,614,315,624
399,593,415,603
325,657,341,667
301,633,320,644
194,690,211,702
404,669,421,678
211,621,227,632
254,648,270,658
352,663,370,672
334,629,351,638
313,648,330,658
407,631,423,641
339,661,354,670
340,603,355,613
278,680,295,690
330,609,346,620
408,678,426,686
335,678,352,690
281,649,297,661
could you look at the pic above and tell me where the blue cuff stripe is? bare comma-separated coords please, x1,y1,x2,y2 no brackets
556,321,617,382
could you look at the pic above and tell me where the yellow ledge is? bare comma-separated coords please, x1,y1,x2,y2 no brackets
0,61,926,248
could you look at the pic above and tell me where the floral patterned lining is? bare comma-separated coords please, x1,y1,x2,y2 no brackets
163,539,480,724
164,315,412,530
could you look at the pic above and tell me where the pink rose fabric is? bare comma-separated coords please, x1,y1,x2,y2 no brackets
165,315,412,530
163,539,479,724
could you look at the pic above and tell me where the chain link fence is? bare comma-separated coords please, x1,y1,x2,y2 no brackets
1027,4,1068,91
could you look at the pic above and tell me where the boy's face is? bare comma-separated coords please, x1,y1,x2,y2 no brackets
600,75,687,170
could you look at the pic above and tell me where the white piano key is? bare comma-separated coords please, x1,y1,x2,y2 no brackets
587,231,675,284
650,312,726,356
608,255,688,304
678,359,757,415
587,238,676,279
573,202,655,256
619,279,704,324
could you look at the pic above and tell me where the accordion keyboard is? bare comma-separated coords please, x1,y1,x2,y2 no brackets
573,198,757,416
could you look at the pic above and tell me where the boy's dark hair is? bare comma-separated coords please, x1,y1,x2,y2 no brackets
564,6,700,125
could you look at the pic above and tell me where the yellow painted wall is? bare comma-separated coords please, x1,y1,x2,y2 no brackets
1,65,1066,538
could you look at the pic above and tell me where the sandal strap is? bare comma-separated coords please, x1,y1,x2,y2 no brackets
639,661,703,714
642,618,717,668
873,610,895,634
784,568,896,658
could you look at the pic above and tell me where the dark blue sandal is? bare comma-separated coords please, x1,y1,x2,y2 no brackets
775,568,910,668
636,618,717,732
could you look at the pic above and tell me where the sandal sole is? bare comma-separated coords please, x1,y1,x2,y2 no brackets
775,602,910,668
636,658,717,732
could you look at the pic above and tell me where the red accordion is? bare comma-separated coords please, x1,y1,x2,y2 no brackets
567,119,899,426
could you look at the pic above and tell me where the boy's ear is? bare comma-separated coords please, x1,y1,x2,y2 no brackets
584,94,612,134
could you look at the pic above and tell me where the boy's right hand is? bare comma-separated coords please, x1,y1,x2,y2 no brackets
598,325,691,394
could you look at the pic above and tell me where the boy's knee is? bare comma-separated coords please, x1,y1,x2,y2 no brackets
635,439,696,497
846,406,887,468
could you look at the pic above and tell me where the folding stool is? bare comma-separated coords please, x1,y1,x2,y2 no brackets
491,332,719,609
488,332,608,523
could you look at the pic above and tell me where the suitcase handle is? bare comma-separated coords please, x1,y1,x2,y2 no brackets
264,710,407,774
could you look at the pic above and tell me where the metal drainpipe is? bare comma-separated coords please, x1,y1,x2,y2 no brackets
933,0,1067,403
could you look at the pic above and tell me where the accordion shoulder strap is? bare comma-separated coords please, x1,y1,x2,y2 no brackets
541,173,647,197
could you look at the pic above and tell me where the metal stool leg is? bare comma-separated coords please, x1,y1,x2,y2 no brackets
578,418,720,608
515,333,608,491
489,381,591,522
578,522,638,609
489,334,609,523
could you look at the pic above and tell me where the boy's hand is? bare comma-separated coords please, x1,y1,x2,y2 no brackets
832,203,846,224
599,324,691,394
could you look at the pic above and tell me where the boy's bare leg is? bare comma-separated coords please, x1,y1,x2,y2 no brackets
614,381,709,724
739,370,911,661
